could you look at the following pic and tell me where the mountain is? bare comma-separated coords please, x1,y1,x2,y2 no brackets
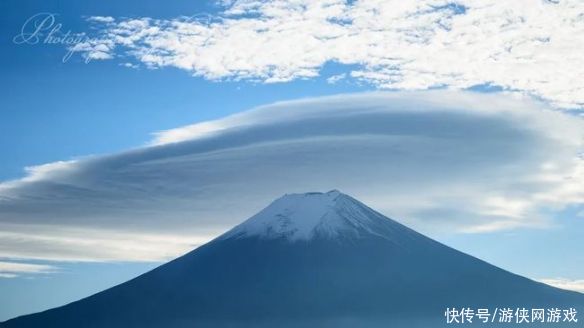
2,190,583,328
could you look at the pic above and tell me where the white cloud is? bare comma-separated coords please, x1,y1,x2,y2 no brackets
0,224,212,262
539,278,584,293
0,160,79,192
0,261,56,278
0,91,582,262
87,16,114,24
74,0,584,109
120,62,139,69
327,73,346,84
0,273,17,278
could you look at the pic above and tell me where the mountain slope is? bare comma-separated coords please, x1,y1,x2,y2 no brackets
2,191,583,328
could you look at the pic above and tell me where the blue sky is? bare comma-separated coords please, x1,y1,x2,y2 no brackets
0,1,366,181
1,0,583,321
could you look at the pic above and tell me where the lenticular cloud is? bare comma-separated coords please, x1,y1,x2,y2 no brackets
0,91,582,262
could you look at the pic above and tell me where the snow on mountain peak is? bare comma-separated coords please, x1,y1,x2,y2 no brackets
221,190,412,241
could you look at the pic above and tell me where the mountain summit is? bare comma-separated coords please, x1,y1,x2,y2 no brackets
222,190,421,242
2,192,583,328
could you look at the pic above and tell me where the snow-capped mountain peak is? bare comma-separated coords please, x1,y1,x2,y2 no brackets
221,190,413,241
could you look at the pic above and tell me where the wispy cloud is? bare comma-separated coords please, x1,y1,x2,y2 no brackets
0,91,582,262
0,261,56,278
73,0,584,109
539,278,584,293
0,225,210,262
327,73,346,85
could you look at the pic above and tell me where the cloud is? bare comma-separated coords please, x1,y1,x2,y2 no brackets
0,225,208,262
86,16,114,24
539,278,584,293
72,0,584,109
0,261,56,278
327,73,346,84
0,91,582,262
